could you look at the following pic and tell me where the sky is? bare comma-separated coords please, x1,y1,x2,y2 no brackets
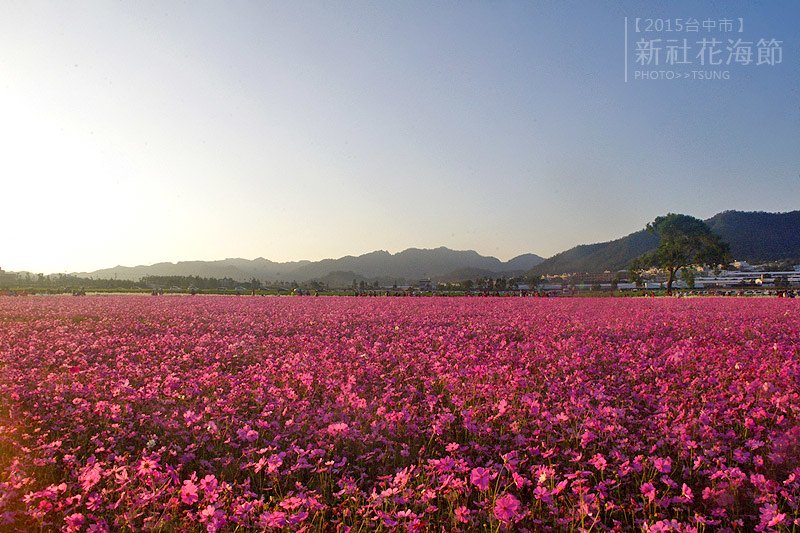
1,1,798,274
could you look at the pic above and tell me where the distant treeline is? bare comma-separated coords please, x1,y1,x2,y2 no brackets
0,272,140,290
0,272,261,291
140,275,257,290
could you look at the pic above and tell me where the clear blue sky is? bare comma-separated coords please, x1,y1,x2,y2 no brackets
1,1,798,273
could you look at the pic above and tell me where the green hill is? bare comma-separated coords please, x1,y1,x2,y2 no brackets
529,210,800,275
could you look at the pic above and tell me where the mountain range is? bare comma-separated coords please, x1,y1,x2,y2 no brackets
74,248,545,284
70,210,800,283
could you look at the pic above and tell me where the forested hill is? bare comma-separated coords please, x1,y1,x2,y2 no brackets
529,210,800,275
705,210,800,264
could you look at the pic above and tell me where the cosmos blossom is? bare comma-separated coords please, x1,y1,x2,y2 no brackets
470,467,493,491
494,493,522,523
180,480,199,506
0,295,798,530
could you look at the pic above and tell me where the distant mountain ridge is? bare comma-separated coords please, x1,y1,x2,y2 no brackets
529,210,800,275
70,210,800,282
75,247,545,283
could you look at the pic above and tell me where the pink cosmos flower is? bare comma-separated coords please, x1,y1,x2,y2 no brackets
253,456,268,473
136,457,159,477
199,474,218,494
470,467,492,491
512,471,531,489
589,453,608,472
237,425,259,442
87,521,110,533
653,456,672,474
181,479,199,505
759,503,786,528
79,462,102,491
641,482,657,503
551,479,569,495
259,511,287,528
279,496,304,511
493,493,521,523
200,504,217,521
645,519,684,532
454,505,471,524
267,454,283,474
64,513,85,532
326,422,349,435
288,511,309,525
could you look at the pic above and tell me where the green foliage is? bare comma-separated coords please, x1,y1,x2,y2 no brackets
680,267,696,289
0,272,141,291
631,213,731,294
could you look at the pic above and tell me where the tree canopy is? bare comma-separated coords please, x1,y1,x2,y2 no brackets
630,213,731,294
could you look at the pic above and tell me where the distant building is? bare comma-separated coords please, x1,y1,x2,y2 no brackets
539,283,563,291
416,278,437,291
694,271,800,288
563,272,617,284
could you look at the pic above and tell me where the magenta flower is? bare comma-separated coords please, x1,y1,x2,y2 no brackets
326,422,349,435
64,513,85,532
236,425,259,442
470,467,493,491
199,474,218,494
759,503,786,529
494,493,521,523
512,471,531,489
3,295,800,531
589,453,608,472
279,496,304,511
288,510,309,525
259,511,287,528
454,505,471,523
136,457,159,477
200,504,217,521
181,479,199,505
267,454,283,474
653,456,672,474
641,482,657,503
79,462,102,491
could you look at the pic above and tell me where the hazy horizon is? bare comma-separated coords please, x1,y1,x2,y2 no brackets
2,1,798,273
8,208,797,276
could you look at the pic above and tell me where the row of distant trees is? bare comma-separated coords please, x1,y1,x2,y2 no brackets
1,270,542,293
438,276,540,292
0,272,330,293
0,272,141,290
0,273,255,291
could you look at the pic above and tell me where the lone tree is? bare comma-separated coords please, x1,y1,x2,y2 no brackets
630,213,731,294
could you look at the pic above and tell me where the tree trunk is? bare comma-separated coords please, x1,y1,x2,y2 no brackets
666,268,677,295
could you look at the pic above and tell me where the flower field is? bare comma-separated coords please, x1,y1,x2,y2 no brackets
0,296,798,532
